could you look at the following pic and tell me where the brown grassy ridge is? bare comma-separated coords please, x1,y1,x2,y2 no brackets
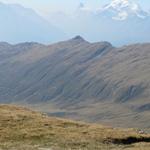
0,104,150,150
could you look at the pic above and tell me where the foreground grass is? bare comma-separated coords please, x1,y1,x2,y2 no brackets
0,105,150,150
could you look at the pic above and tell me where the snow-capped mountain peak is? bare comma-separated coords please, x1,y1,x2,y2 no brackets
108,0,130,10
100,0,149,20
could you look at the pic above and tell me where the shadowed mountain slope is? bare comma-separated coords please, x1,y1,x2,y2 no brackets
0,37,150,130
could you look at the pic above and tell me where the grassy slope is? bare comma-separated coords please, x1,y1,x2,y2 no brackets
0,105,150,150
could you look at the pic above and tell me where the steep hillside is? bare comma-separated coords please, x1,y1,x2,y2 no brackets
0,104,150,150
0,37,150,129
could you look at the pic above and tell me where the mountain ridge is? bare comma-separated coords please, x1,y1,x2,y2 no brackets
3,35,150,48
0,37,149,130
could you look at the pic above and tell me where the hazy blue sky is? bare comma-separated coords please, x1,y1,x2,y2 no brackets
1,0,150,15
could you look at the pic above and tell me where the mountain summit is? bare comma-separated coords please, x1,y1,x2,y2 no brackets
100,0,149,20
70,35,87,43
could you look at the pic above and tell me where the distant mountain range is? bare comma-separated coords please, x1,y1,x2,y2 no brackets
48,0,150,45
0,36,150,130
0,2,65,43
0,0,150,45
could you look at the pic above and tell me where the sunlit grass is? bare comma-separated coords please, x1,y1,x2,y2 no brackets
0,104,150,150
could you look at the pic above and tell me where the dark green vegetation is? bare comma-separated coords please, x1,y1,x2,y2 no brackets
0,36,150,129
0,105,150,150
